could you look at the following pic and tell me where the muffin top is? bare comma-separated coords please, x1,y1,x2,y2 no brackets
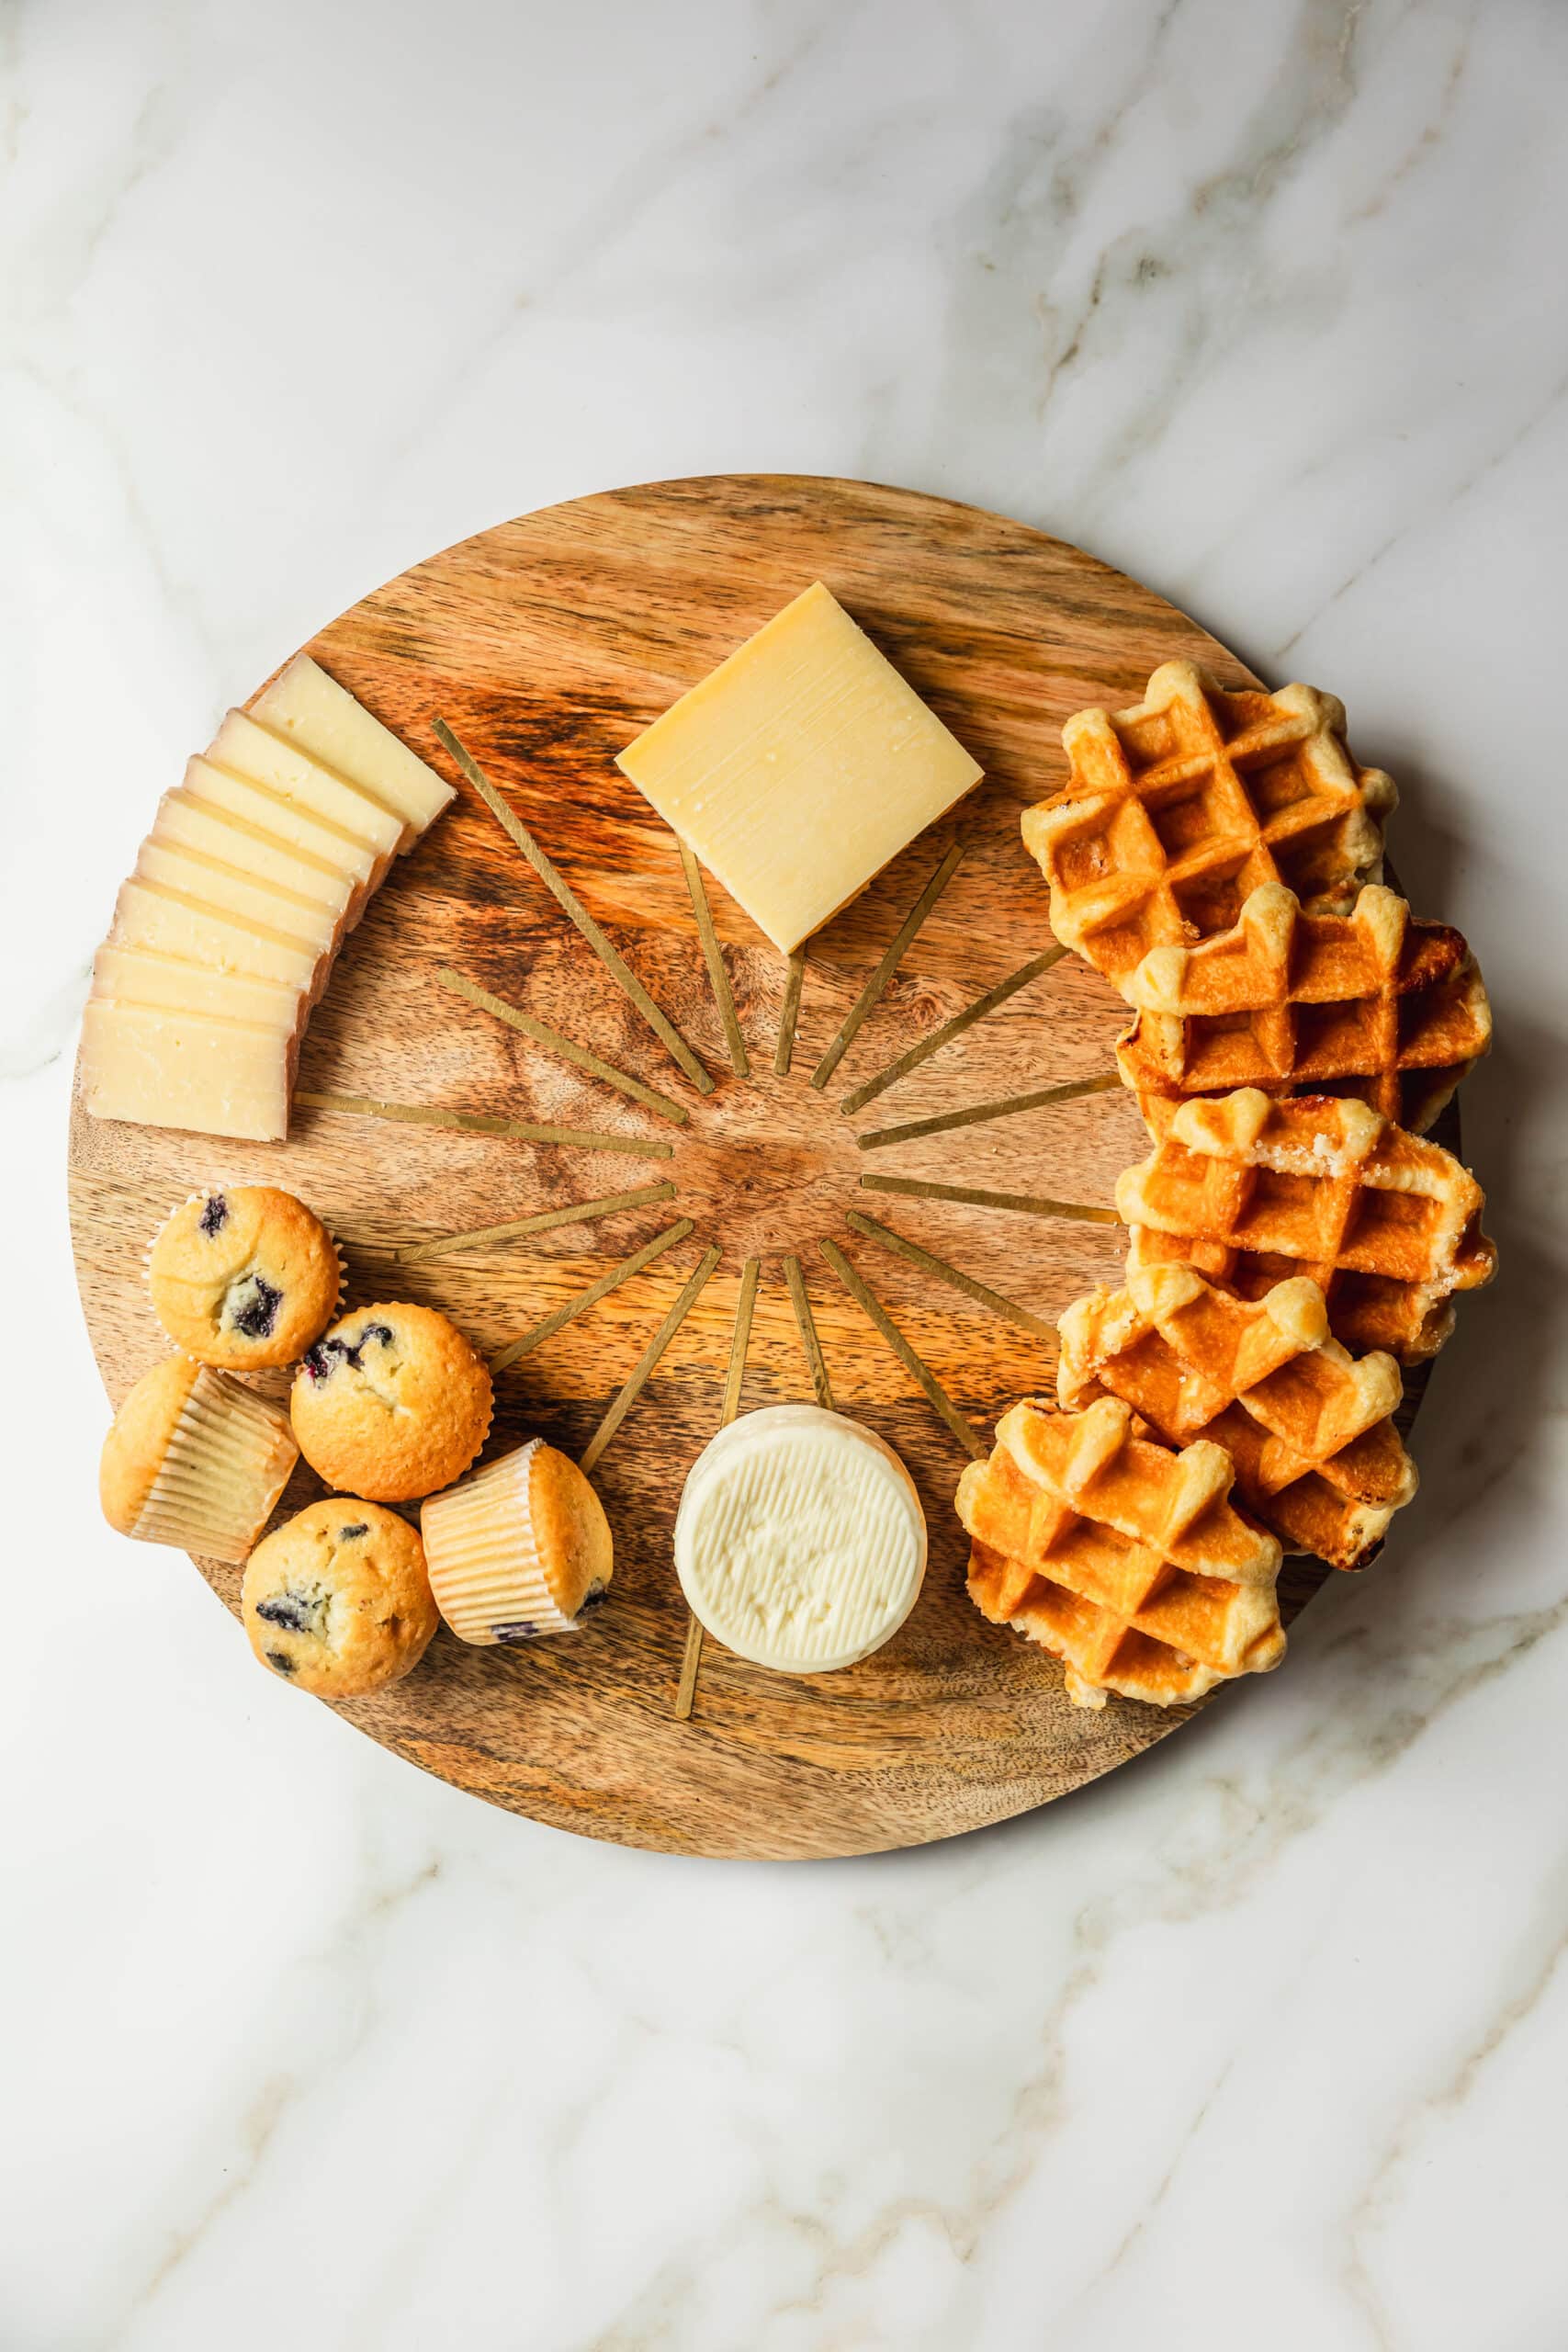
99,1355,204,1532
290,1302,492,1502
148,1185,340,1369
242,1499,438,1698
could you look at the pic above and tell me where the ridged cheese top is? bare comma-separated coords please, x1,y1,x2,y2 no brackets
674,1405,927,1674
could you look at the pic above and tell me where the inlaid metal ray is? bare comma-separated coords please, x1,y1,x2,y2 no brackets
773,950,807,1076
810,841,966,1091
837,946,1066,1116
678,841,749,1078
579,1244,723,1476
488,1220,693,1374
784,1254,835,1410
860,1172,1120,1223
398,1181,678,1263
721,1256,761,1425
675,1254,760,1724
818,1239,986,1460
433,718,714,1093
855,1071,1122,1152
435,968,688,1125
295,1090,671,1157
844,1212,1058,1343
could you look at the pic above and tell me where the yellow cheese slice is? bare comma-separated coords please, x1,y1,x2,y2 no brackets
152,791,359,918
107,876,322,996
180,756,380,897
134,839,344,959
79,1000,292,1141
90,944,306,1037
207,710,405,863
250,656,453,844
615,582,983,954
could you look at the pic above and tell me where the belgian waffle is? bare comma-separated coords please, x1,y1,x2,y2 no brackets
1022,661,1396,993
955,1395,1285,1709
1117,881,1491,1137
1056,1262,1416,1571
1115,1088,1496,1363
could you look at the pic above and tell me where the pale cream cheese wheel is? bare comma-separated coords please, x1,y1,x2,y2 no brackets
674,1404,927,1674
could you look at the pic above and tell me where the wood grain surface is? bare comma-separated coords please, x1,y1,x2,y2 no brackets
67,474,1432,1860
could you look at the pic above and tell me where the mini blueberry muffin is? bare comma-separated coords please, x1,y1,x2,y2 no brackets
242,1499,439,1697
421,1439,613,1645
290,1302,492,1502
147,1185,343,1370
99,1354,299,1564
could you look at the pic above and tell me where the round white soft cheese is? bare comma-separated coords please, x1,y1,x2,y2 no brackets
674,1404,927,1674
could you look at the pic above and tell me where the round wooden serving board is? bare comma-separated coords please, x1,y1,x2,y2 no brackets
70,474,1385,1860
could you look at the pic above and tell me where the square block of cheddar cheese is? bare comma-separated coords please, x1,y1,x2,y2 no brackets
615,582,982,956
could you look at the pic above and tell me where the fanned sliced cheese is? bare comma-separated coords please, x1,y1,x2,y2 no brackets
134,838,344,960
207,710,405,864
250,656,453,844
107,876,322,995
79,1001,292,1142
180,756,381,898
152,790,360,919
86,662,451,1140
91,944,306,1037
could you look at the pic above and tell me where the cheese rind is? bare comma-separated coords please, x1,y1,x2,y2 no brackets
79,1001,292,1141
673,1404,927,1673
616,582,983,955
207,710,406,863
250,656,453,843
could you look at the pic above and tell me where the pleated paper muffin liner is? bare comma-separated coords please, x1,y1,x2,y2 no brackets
421,1440,582,1645
144,1186,347,1366
132,1365,299,1564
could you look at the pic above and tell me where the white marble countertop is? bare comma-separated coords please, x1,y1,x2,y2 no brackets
7,2,1566,2344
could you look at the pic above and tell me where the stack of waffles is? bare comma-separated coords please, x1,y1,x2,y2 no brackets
955,660,1496,1712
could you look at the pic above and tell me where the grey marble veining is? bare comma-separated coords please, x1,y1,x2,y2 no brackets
6,2,1567,2346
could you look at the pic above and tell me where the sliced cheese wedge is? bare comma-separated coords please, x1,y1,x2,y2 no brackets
208,710,405,865
108,876,323,997
135,838,344,961
250,656,452,845
90,943,307,1038
180,756,381,899
152,789,360,920
80,1000,292,1142
86,662,451,1140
